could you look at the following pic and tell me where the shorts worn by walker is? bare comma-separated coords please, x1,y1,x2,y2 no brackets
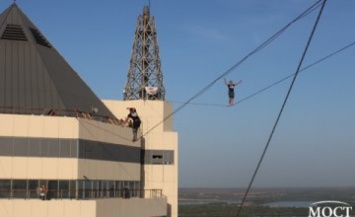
228,91,235,99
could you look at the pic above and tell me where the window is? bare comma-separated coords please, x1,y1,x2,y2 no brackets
92,180,99,198
144,150,174,165
84,180,92,198
115,181,122,198
0,179,141,199
69,180,76,199
28,180,39,199
29,138,41,157
100,181,109,198
48,139,60,157
0,137,13,156
60,140,71,158
59,180,69,199
77,180,84,199
108,181,115,198
0,180,11,198
13,137,28,156
47,180,58,199
12,180,27,198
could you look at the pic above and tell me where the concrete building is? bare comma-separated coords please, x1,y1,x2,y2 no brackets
0,3,178,217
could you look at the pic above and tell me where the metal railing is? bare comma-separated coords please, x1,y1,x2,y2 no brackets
0,189,164,200
0,106,122,125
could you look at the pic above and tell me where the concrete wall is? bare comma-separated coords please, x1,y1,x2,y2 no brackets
0,113,137,146
78,118,136,146
0,114,140,180
104,100,178,217
0,114,79,139
0,113,166,217
77,118,140,180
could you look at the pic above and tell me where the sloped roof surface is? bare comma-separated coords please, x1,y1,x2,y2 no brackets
0,4,116,119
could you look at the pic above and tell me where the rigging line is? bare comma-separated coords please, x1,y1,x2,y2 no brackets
233,40,355,107
138,0,323,139
170,101,227,107
235,1,328,217
206,0,322,84
170,39,355,108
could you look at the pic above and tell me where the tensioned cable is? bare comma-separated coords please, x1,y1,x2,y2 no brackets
233,40,355,107
0,1,317,215
170,39,355,108
235,1,328,217
138,0,323,139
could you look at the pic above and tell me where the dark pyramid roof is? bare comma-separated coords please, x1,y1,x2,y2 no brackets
0,4,116,120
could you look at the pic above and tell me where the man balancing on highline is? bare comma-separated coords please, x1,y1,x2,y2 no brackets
224,78,242,106
122,108,141,142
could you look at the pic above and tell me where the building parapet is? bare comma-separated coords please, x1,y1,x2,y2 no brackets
0,106,122,125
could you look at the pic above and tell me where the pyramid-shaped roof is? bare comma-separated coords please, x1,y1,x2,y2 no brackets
0,4,116,120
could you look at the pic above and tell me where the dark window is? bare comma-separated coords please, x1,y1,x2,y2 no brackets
122,182,131,199
77,180,84,199
133,181,140,197
0,137,140,163
29,138,41,157
59,180,69,199
115,181,122,198
0,137,13,156
0,179,140,199
70,140,78,158
84,180,92,198
12,180,27,198
69,180,76,199
153,155,163,159
92,180,99,198
100,181,108,198
47,180,58,199
13,137,28,157
28,180,39,199
40,139,49,157
144,150,174,165
108,181,115,198
0,180,11,198
48,139,59,157
60,139,71,158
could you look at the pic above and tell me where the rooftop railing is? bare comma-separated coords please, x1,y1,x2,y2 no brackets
0,106,123,125
0,189,164,200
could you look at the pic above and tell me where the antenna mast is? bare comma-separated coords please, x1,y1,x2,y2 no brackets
124,5,165,100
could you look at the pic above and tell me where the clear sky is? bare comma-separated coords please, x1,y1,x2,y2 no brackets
2,0,354,188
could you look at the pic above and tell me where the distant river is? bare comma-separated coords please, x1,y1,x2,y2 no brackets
179,199,315,207
179,199,240,205
264,201,315,208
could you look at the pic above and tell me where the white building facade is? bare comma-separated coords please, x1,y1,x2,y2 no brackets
0,3,177,217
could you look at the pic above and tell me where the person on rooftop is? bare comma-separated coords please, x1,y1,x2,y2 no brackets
122,108,141,142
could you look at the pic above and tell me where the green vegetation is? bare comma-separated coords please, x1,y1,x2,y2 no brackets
179,203,308,217
178,187,355,217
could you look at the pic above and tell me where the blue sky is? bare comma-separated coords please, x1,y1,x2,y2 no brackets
2,0,355,188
